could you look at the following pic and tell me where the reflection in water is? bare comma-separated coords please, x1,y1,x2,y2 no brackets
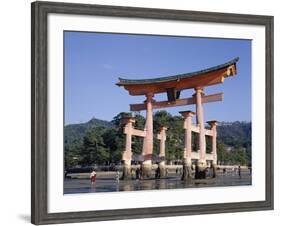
123,183,132,191
115,181,120,192
155,179,167,190
141,180,154,191
90,183,96,192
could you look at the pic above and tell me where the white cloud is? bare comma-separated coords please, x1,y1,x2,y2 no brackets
101,63,113,69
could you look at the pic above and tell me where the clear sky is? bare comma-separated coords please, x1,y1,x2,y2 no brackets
64,31,251,125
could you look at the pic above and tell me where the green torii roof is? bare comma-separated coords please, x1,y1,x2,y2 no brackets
116,57,239,86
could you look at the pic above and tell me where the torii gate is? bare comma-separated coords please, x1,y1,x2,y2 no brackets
117,57,238,179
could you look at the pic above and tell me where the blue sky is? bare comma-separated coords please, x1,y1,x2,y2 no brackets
64,31,251,125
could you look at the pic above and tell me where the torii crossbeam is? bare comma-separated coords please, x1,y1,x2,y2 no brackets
130,92,223,111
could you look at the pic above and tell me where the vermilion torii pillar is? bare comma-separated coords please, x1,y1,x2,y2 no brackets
157,126,167,178
207,120,218,178
180,111,195,180
141,93,154,178
194,87,207,179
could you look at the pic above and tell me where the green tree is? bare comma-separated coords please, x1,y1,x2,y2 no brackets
111,112,132,127
80,127,109,165
64,139,83,168
217,140,226,164
102,128,123,163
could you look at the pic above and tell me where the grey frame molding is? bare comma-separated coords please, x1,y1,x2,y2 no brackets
31,1,274,225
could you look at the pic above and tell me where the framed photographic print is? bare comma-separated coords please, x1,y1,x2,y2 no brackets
31,1,274,225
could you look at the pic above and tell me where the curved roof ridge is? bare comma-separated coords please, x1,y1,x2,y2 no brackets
117,57,239,86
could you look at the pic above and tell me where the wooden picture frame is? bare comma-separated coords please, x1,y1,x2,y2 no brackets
31,1,274,224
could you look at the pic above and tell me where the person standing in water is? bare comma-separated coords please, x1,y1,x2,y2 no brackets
90,169,97,184
136,167,140,180
238,165,242,179
116,170,120,183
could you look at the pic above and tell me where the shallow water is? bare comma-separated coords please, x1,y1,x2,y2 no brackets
64,171,251,194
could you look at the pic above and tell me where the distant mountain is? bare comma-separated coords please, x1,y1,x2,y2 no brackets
65,116,251,148
64,117,113,144
217,121,251,147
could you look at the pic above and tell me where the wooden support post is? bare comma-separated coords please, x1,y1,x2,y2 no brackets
180,111,195,181
141,93,154,178
207,120,218,178
157,126,167,178
195,87,207,179
121,116,135,180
